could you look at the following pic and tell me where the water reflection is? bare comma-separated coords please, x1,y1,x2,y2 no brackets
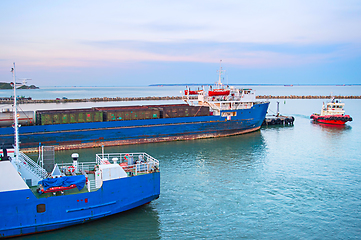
18,204,161,240
147,133,268,239
311,121,352,139
311,121,352,132
157,131,267,170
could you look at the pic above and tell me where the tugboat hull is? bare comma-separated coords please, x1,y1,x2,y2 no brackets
310,114,352,125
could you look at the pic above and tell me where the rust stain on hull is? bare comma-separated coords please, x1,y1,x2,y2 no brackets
21,126,260,153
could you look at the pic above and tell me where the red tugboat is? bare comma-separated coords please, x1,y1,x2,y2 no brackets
310,97,352,125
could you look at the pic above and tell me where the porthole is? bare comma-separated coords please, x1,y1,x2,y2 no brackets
37,204,46,213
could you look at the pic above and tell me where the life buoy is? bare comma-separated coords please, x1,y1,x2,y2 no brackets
124,154,130,161
68,166,75,173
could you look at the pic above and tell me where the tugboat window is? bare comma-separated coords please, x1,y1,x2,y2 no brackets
37,204,46,213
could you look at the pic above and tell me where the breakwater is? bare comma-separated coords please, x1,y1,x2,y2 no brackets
1,95,360,104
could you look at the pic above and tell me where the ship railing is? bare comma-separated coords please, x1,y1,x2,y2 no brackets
128,160,159,175
96,152,159,175
204,99,252,109
203,101,220,111
18,151,48,179
57,161,97,174
57,160,158,177
55,153,159,176
220,102,254,110
95,152,159,165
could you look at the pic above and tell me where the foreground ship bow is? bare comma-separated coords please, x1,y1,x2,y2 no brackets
0,149,160,238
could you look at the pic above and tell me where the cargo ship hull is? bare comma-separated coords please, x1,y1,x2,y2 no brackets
0,171,160,238
0,102,269,150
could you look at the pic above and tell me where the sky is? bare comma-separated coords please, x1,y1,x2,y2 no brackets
1,0,361,86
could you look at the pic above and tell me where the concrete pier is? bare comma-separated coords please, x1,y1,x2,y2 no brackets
262,115,295,126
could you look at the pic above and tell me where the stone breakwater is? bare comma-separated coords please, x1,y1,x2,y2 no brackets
1,95,360,104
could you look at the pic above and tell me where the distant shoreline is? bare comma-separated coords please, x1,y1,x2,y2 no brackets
0,82,39,89
149,84,361,87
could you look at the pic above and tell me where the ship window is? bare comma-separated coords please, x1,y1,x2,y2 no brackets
37,204,46,213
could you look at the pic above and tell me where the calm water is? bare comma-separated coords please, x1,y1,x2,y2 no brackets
12,87,361,239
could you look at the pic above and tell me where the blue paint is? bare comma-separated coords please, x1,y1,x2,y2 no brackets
0,103,269,148
0,172,160,238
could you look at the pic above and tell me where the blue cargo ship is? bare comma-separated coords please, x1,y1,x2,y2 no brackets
0,64,160,238
0,65,269,150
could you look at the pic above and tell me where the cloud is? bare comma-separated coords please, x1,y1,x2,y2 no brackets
73,39,360,67
3,38,360,72
1,0,361,85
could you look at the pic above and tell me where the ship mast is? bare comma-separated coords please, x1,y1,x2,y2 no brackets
11,62,20,163
216,60,225,88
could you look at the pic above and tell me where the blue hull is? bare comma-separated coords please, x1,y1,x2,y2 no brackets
0,172,160,238
1,103,269,149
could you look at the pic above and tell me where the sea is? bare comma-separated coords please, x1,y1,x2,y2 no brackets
2,85,360,240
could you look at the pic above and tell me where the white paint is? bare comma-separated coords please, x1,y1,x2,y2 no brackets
100,164,127,181
95,164,128,189
0,161,29,192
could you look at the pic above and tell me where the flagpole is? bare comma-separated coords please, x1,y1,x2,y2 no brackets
12,62,20,163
